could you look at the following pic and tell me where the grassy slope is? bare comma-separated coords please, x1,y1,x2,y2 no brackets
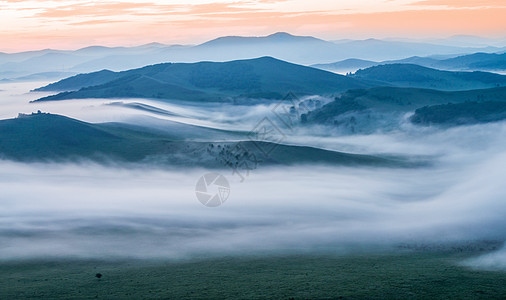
0,113,170,162
1,249,506,299
0,113,408,167
34,57,371,102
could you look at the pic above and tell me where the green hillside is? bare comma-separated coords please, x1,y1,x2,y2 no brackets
34,57,372,102
0,112,410,167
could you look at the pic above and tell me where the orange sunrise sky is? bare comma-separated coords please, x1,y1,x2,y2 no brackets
1,0,506,52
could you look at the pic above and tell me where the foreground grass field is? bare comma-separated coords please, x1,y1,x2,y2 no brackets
1,247,506,299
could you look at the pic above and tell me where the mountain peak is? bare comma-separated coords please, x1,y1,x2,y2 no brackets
136,42,167,48
267,32,295,38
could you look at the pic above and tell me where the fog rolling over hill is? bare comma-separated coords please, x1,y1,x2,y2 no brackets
2,101,506,264
28,57,506,137
3,55,506,297
33,57,372,102
302,86,506,133
4,0,506,296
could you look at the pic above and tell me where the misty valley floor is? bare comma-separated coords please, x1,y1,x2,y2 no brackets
2,249,506,299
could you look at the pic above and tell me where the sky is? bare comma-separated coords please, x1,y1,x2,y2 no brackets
1,0,506,52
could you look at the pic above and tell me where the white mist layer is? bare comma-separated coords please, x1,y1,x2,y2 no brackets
0,81,319,132
1,81,506,271
1,150,506,261
463,246,506,270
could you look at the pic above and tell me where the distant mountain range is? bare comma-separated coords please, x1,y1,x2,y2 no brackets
313,52,506,73
1,32,504,81
34,57,372,102
0,112,409,167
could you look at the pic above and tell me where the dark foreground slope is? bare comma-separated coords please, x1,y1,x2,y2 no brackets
0,113,410,167
34,57,372,102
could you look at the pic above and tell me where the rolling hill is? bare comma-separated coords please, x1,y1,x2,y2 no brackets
351,64,506,90
434,52,506,71
33,57,372,102
410,101,506,126
0,112,410,167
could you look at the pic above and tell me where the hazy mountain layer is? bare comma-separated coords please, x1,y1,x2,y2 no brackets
2,33,503,81
312,59,378,73
313,52,506,73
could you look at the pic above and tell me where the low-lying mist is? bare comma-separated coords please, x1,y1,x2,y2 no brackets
1,81,506,271
1,144,505,268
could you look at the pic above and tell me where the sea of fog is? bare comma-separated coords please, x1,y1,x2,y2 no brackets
1,81,506,270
